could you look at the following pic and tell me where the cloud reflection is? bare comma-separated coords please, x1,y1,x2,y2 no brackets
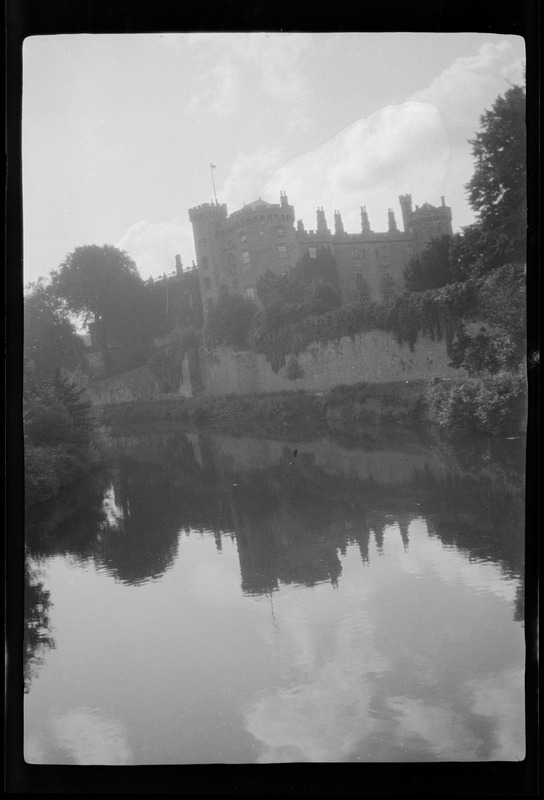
50,707,133,765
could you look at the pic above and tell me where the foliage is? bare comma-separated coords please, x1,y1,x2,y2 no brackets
285,356,304,382
24,279,85,376
295,247,341,293
24,370,106,505
52,245,149,365
248,262,525,373
147,329,201,393
205,290,258,349
304,279,341,315
141,271,203,339
256,268,306,309
465,84,526,270
448,328,520,376
426,371,526,435
404,235,456,292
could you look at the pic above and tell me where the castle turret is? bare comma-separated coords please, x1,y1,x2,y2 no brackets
360,206,372,234
388,209,398,233
316,207,330,235
175,254,183,275
297,219,305,233
334,210,345,235
280,190,289,208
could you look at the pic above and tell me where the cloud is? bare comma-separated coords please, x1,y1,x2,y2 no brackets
410,39,525,139
116,219,195,279
223,101,450,234
185,33,312,118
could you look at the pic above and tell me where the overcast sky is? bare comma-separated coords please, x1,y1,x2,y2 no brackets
22,32,525,287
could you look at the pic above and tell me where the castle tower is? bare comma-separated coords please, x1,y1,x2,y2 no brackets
407,197,453,254
388,209,398,232
360,206,372,234
188,201,228,310
334,210,345,235
297,219,305,233
280,190,289,208
316,207,330,235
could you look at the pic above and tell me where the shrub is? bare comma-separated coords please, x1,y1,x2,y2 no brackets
427,371,526,435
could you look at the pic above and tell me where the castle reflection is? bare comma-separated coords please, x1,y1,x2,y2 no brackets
25,426,525,684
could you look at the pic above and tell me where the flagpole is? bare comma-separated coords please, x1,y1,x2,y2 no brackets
210,163,218,204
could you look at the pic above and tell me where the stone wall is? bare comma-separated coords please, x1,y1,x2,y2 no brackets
87,329,467,405
87,359,193,405
203,329,467,397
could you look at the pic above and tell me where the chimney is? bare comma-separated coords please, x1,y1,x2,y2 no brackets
361,206,371,234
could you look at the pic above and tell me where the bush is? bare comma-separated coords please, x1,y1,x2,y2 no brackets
427,371,526,435
205,290,258,349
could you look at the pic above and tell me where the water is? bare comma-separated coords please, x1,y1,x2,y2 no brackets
24,426,526,764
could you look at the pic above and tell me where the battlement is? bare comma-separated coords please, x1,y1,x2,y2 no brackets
188,202,228,222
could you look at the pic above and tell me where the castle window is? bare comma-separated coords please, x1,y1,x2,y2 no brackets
246,287,257,300
309,247,317,259
242,251,250,265
352,248,360,259
240,232,247,243
276,226,285,237
278,245,287,258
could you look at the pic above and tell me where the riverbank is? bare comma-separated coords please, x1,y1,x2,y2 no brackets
98,373,527,441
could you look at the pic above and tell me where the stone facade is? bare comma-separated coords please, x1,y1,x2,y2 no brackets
188,192,453,312
203,331,466,397
87,330,467,405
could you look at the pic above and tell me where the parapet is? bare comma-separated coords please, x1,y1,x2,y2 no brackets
188,202,228,222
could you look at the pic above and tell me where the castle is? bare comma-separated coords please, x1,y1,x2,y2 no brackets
188,193,453,312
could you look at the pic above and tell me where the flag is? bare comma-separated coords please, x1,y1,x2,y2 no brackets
210,163,217,169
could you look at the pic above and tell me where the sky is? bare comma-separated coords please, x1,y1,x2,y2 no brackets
22,32,525,288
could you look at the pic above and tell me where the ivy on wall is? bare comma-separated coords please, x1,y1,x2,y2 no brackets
147,329,202,393
247,264,524,373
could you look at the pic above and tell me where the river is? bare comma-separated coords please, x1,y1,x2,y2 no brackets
23,425,526,765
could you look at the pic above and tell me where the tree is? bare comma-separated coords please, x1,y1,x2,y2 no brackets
24,279,85,376
52,245,148,366
404,235,455,292
304,279,341,315
465,83,526,268
285,356,304,386
205,289,258,349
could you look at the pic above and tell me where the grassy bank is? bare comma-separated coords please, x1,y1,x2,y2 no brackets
99,381,432,440
99,373,526,441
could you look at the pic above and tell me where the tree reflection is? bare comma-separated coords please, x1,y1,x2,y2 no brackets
24,558,54,692
26,427,525,630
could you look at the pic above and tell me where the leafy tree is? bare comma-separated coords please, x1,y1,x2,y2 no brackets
256,269,305,309
465,83,526,269
51,245,148,366
404,235,455,292
295,247,341,294
205,289,258,349
24,279,84,376
304,279,341,315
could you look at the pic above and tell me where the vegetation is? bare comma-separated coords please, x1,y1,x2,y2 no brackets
464,83,526,271
404,235,456,292
205,289,258,349
52,244,150,371
427,371,526,436
24,368,108,505
24,279,85,376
